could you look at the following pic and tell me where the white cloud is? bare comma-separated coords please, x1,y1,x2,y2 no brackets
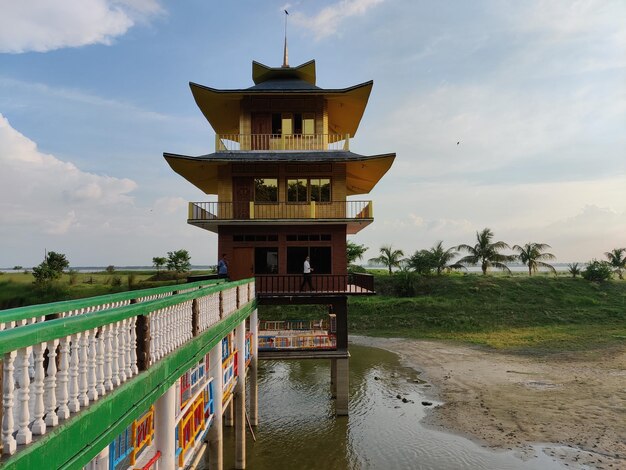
0,0,163,53
0,114,215,267
291,0,384,40
0,113,137,230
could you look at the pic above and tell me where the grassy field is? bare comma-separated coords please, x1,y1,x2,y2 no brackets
260,274,626,353
0,270,210,309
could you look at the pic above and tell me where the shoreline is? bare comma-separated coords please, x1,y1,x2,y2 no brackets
350,335,626,470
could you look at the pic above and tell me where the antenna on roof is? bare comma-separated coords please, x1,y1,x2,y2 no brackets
282,9,289,68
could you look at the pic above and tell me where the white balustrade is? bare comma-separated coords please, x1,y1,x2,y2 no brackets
0,281,255,459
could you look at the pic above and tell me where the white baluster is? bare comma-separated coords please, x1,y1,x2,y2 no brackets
78,331,89,406
149,314,156,365
124,320,132,379
68,334,81,413
56,337,70,419
104,325,113,392
130,317,138,376
89,328,99,401
2,351,17,455
16,346,33,445
111,322,120,387
95,328,105,397
31,342,47,435
45,339,59,427
118,320,127,383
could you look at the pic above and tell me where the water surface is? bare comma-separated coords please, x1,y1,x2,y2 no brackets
217,344,567,469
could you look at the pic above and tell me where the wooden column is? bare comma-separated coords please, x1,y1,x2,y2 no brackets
335,358,349,416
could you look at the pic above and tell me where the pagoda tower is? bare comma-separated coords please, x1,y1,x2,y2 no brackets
165,57,395,415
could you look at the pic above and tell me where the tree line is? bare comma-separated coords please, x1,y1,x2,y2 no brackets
349,227,625,282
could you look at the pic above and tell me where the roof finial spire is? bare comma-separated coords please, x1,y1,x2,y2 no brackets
282,9,289,68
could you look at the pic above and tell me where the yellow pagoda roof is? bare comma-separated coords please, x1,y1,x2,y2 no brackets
189,60,373,137
163,151,395,196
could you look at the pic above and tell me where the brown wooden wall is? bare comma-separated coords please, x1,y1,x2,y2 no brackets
218,224,347,276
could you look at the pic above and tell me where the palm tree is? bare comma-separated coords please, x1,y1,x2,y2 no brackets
347,241,368,265
567,262,581,278
512,242,557,276
429,241,460,274
457,228,513,275
605,248,626,279
369,245,405,275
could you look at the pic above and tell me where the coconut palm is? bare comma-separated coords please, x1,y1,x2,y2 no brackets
604,248,626,279
369,245,405,275
429,241,460,274
456,228,513,275
512,242,557,276
567,263,581,278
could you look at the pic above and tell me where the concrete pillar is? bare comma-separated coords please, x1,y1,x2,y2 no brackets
207,341,224,470
234,321,246,469
93,445,109,470
335,358,349,416
249,309,258,426
154,384,176,469
224,400,234,427
330,359,337,398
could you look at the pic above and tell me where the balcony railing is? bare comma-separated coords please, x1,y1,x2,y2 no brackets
255,273,374,295
188,200,373,221
215,134,350,152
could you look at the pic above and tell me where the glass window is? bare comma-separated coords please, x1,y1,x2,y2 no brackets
255,178,278,202
255,248,278,274
310,178,331,202
287,179,307,202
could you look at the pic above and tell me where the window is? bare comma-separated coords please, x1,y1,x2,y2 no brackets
254,178,278,202
282,113,293,135
255,248,278,274
310,178,331,202
287,178,331,202
287,247,331,274
287,179,308,202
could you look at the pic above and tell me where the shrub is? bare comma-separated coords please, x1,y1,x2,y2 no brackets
68,269,79,285
128,273,136,289
111,275,122,287
395,270,418,297
106,265,115,274
582,260,613,282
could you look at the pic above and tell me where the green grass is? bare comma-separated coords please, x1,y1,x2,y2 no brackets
260,275,626,354
0,271,188,310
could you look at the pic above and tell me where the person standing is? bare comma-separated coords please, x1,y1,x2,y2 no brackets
300,255,314,291
218,253,228,279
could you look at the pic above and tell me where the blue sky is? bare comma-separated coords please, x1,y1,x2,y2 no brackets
0,0,625,267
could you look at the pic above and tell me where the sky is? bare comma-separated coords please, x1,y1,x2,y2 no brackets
0,0,625,268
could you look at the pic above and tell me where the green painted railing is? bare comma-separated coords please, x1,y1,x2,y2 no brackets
0,278,256,468
0,278,225,327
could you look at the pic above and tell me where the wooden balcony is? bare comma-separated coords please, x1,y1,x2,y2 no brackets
255,273,375,297
188,200,373,234
215,133,350,152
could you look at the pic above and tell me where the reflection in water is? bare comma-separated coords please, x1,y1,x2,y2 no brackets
216,345,566,470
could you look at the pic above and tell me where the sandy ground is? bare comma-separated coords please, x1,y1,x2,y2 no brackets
351,336,626,470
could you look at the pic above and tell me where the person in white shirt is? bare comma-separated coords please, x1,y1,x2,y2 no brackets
300,256,314,291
